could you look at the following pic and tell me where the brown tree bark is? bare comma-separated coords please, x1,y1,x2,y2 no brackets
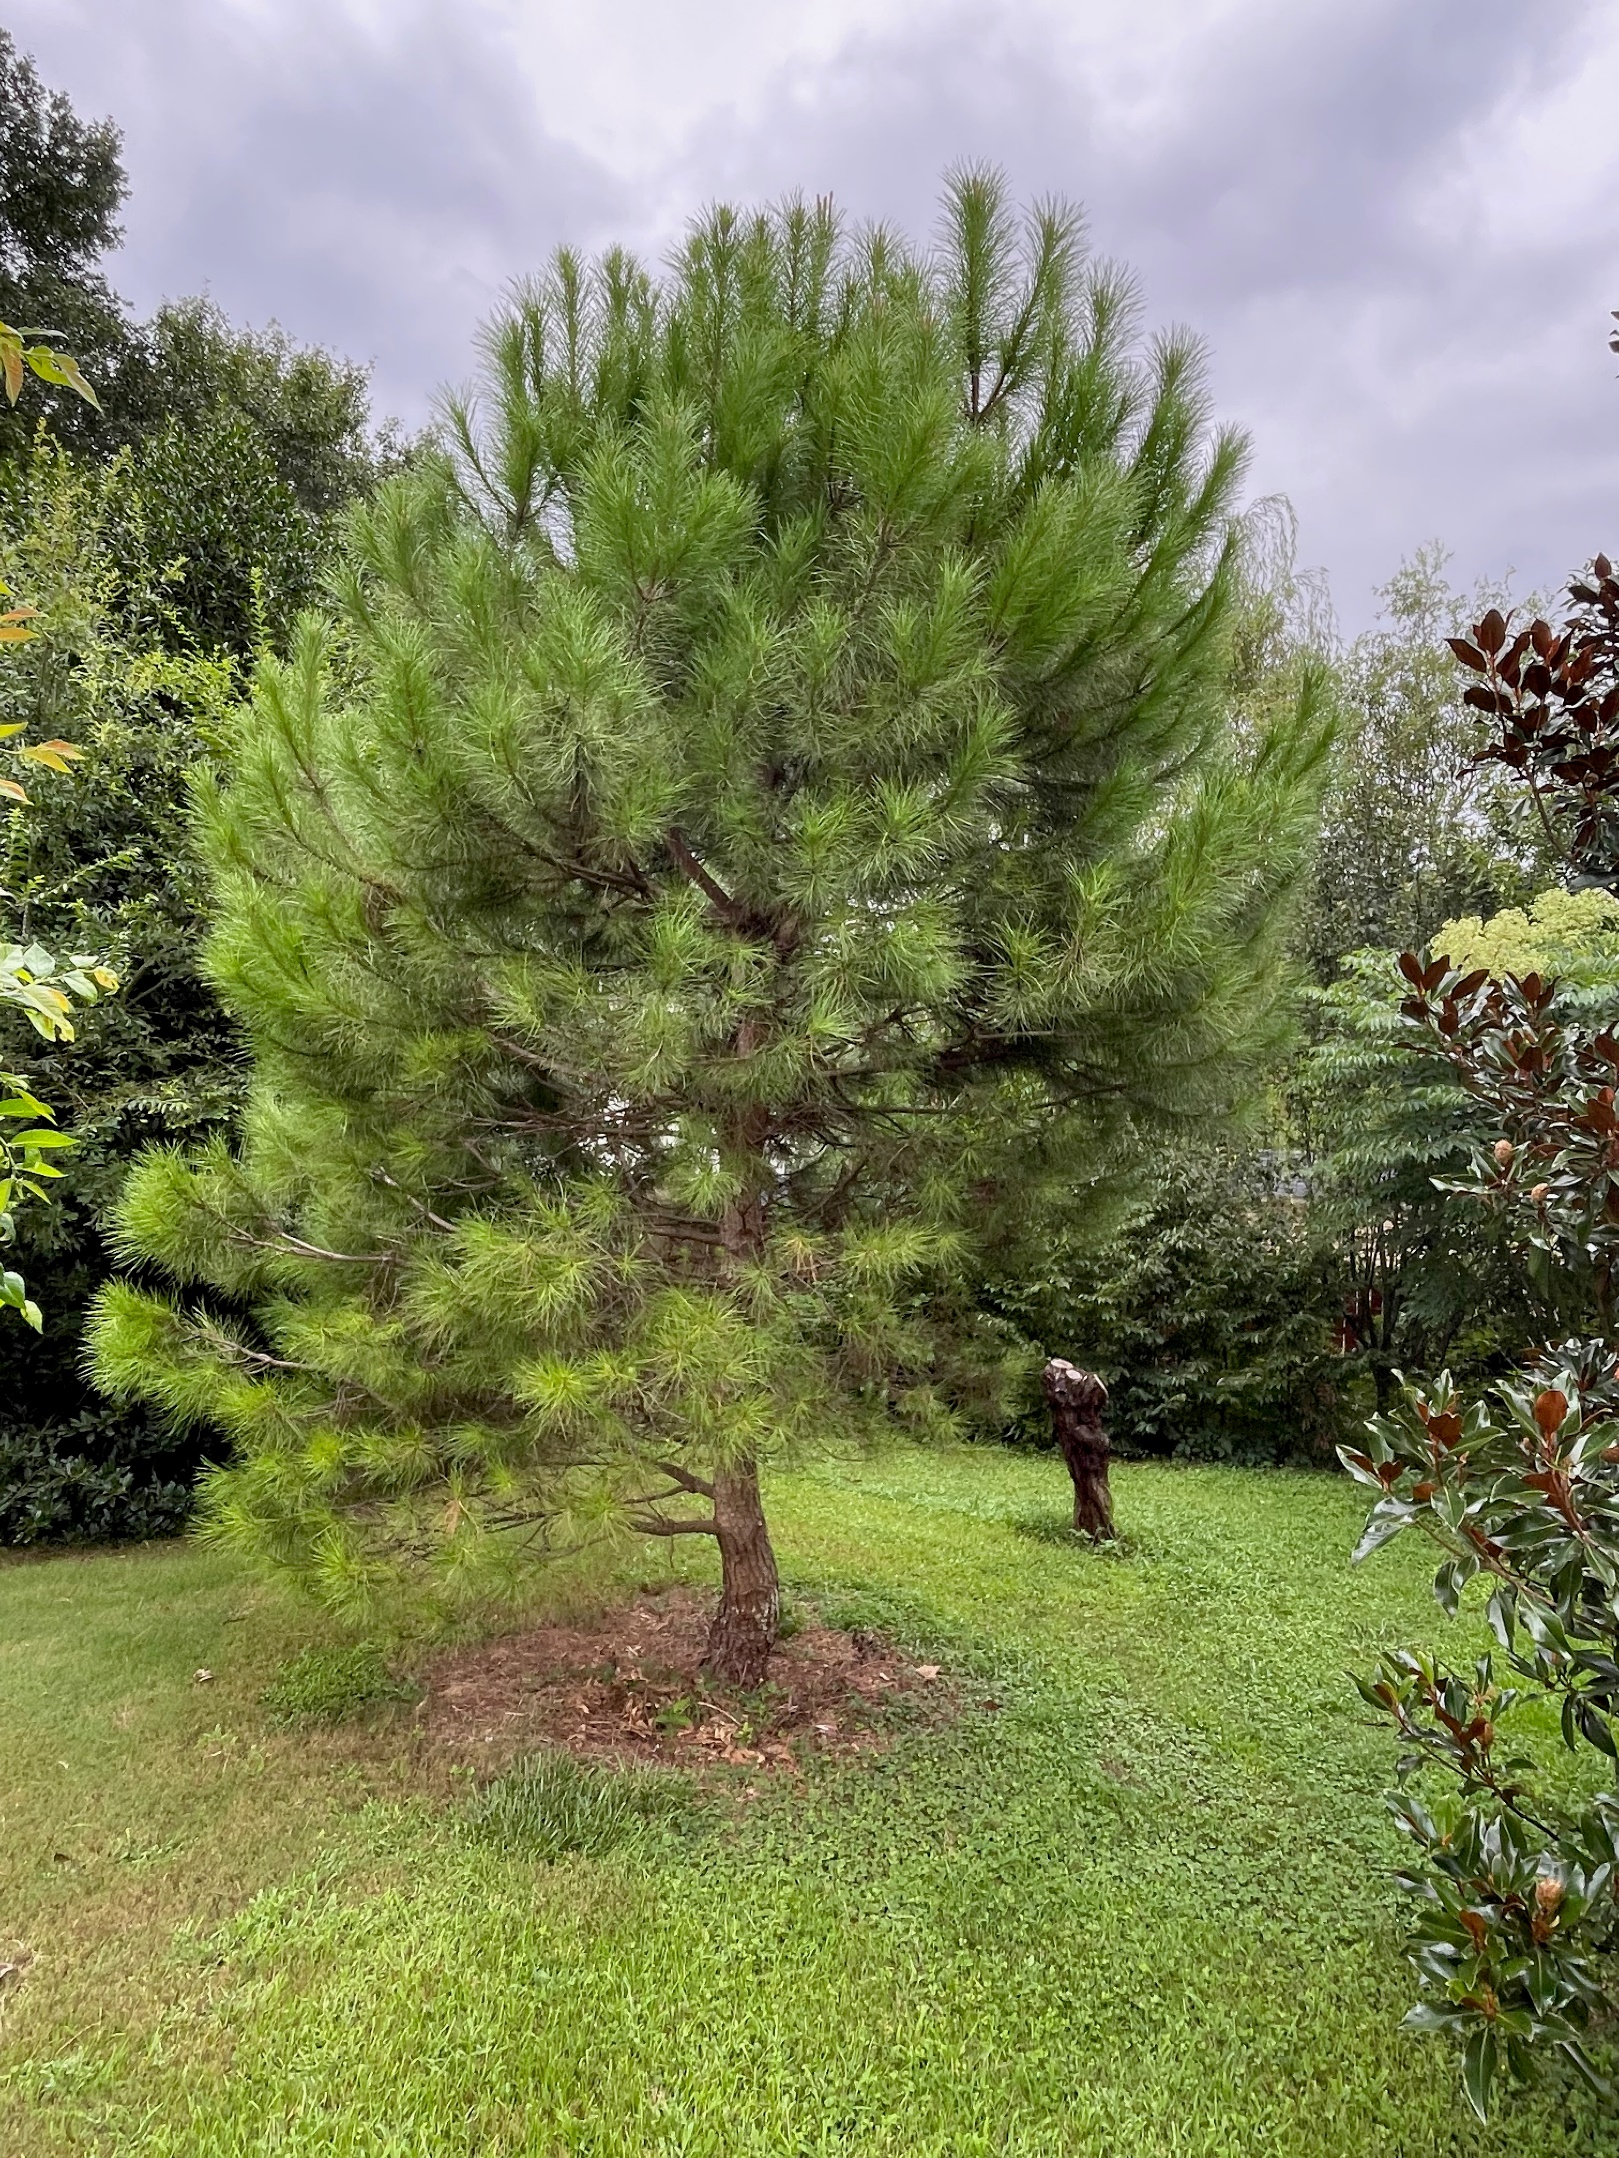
1043,1358,1115,1540
704,1457,781,1687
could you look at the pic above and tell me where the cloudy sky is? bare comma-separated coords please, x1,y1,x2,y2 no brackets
13,0,1618,630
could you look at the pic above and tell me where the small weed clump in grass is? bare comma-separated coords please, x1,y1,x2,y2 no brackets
261,1644,418,1726
463,1749,692,1862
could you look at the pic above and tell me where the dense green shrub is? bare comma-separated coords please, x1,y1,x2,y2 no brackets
990,1144,1345,1464
1349,564,1619,2116
1302,892,1619,1414
0,1409,194,1543
0,447,246,1537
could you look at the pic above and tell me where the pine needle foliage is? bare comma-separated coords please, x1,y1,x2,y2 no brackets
89,174,1330,1677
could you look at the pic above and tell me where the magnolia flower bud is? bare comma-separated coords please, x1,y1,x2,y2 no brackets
1530,1183,1549,1203
1535,1875,1565,1915
1493,1138,1515,1168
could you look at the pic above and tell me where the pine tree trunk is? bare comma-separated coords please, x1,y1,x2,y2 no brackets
1043,1358,1115,1541
705,1459,780,1687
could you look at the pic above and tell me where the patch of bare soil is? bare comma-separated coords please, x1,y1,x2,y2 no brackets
416,1588,953,1781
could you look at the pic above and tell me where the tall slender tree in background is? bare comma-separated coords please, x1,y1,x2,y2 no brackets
92,176,1329,1677
1304,549,1546,983
0,28,128,460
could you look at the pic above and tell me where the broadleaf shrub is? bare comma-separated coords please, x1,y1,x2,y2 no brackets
989,1144,1344,1464
1349,555,1619,2116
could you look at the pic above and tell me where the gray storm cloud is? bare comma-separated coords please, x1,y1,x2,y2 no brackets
9,0,1616,627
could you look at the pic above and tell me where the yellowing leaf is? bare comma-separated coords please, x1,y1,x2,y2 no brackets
0,777,30,805
59,355,101,410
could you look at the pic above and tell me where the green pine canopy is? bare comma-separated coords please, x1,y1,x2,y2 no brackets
91,173,1329,1680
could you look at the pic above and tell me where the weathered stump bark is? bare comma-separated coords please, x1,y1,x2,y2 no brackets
705,1458,781,1688
1043,1359,1115,1540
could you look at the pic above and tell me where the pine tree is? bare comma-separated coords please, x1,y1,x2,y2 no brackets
90,175,1330,1682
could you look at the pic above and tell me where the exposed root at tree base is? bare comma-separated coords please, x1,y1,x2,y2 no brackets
416,1588,956,1781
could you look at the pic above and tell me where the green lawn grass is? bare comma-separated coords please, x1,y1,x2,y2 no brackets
1,1449,1612,2156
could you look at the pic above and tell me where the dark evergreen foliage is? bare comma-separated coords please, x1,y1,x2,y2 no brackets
989,1144,1343,1465
0,447,247,1537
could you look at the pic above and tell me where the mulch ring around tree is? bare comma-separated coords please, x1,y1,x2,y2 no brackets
416,1588,958,1782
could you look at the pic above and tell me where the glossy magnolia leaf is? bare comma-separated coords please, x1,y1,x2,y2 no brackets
1484,1585,1518,1649
1462,2023,1501,2121
1402,2002,1469,2035
1352,1496,1416,1562
1433,1555,1476,1617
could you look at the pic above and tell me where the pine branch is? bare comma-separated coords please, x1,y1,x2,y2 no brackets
651,1459,716,1500
666,826,746,927
626,1511,719,1538
370,1167,458,1234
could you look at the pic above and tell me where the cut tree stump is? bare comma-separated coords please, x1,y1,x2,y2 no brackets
1042,1359,1115,1540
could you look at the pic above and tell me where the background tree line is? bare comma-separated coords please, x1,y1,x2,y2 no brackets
0,27,397,1536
